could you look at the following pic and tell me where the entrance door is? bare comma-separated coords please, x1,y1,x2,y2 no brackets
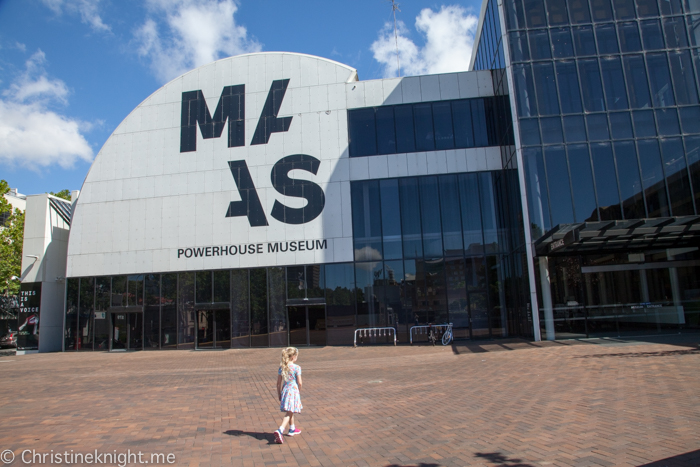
196,309,231,349
111,313,142,351
287,306,326,346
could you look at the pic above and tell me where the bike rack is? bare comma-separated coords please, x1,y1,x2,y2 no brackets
353,327,397,347
409,323,453,345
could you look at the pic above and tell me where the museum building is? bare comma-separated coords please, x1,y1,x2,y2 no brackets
18,0,700,352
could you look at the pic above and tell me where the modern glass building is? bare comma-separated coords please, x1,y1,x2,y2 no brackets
49,1,700,352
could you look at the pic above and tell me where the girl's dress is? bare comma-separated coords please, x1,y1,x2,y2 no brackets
279,363,303,413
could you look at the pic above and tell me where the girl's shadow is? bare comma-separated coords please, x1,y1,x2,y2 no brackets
224,430,276,445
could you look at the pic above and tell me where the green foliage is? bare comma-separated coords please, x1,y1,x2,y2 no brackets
0,180,23,296
50,189,71,201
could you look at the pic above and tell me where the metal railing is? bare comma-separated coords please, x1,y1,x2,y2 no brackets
353,327,397,347
409,323,453,344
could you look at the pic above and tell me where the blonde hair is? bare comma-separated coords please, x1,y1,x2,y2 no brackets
280,347,299,381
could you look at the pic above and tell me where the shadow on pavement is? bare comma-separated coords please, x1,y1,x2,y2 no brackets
637,449,700,466
573,349,700,359
224,430,275,444
473,452,535,466
384,464,441,467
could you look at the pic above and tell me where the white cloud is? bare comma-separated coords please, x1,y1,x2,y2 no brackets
41,0,111,33
134,0,262,84
0,50,93,169
371,5,478,78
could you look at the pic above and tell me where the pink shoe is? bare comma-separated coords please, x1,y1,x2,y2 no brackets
287,428,302,436
274,430,284,444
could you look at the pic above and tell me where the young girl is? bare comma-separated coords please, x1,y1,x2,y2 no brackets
274,347,303,444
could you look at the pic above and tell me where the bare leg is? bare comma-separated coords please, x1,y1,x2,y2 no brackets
279,412,294,432
289,413,295,429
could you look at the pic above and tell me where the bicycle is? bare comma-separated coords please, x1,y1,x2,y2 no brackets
441,324,453,346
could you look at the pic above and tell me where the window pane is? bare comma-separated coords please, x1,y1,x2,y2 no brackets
624,55,652,108
641,20,666,50
196,271,212,303
325,263,356,344
352,180,383,261
686,0,700,13
524,0,547,28
564,115,587,142
573,26,597,56
551,28,575,58
213,270,229,303
348,108,377,157
268,267,286,347
684,135,700,209
419,177,443,258
660,0,682,14
591,0,614,21
688,15,700,46
636,0,659,17
669,51,699,106
567,0,591,23
161,274,177,349
355,261,384,328
439,175,463,255
95,277,111,350
546,0,569,25
395,105,416,153
178,272,195,348
600,57,629,110
78,277,94,351
533,62,560,115
413,103,435,151
513,64,538,117
509,31,530,62
663,17,688,48
661,138,695,215
610,112,634,139
529,29,552,60
633,109,657,136
523,147,553,236
618,22,643,52
541,117,564,144
568,144,599,221
376,106,397,155
505,0,526,30
479,173,500,252
613,0,637,20
587,113,610,140
520,118,541,145
647,53,676,107
637,139,671,217
544,146,575,225
591,142,622,220
453,100,475,148
472,99,489,146
400,178,423,258
680,106,700,133
458,173,485,255
379,179,402,260
249,268,268,347
596,24,619,54
579,59,606,112
433,102,455,150
556,61,584,113
655,108,680,135
613,141,647,218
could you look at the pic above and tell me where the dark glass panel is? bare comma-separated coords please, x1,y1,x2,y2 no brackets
402,259,419,328
419,177,443,258
352,180,383,261
509,31,530,62
601,57,628,110
523,148,552,238
506,0,526,30
661,138,695,215
94,277,111,351
379,179,402,260
613,0,637,19
355,261,384,328
382,261,406,339
458,173,485,255
637,139,671,216
680,106,700,133
161,274,177,349
586,113,611,141
529,29,552,60
567,0,591,23
452,100,475,148
195,271,212,303
78,277,94,351
65,278,79,350
307,265,325,299
433,102,455,150
596,24,620,54
544,146,575,225
613,141,647,218
465,256,487,291
609,112,634,139
573,26,597,56
669,51,699,105
249,268,268,347
641,20,666,50
512,64,538,117
287,266,305,300
579,59,606,112
111,275,127,307
568,145,599,221
685,135,700,208
655,108,681,135
399,178,423,258
663,17,688,48
633,109,657,136
688,15,700,46
177,272,195,349
555,61,584,114
591,142,623,220
618,22,643,52
660,0,682,14
479,173,500,253
686,0,700,13
445,257,469,332
624,55,652,108
395,105,416,153
213,270,229,303
413,103,435,151
143,274,159,350
376,106,397,155
647,53,676,106
524,0,547,27
439,175,464,255
519,118,541,145
591,0,615,21
563,115,587,142
533,62,560,115
230,270,249,348
268,267,286,347
325,263,356,345
635,0,660,17
486,256,506,337
541,117,564,144
546,0,569,25
551,28,575,58
471,99,489,146
348,108,377,157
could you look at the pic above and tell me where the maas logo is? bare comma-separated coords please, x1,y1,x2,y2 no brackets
180,79,325,226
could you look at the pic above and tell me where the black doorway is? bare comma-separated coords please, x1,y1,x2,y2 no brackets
287,305,326,346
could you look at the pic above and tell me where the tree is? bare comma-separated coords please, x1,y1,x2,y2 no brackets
50,189,71,201
0,180,24,296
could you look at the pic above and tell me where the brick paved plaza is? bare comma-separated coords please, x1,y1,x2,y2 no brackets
0,337,699,467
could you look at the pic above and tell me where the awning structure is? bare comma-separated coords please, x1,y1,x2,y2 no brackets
534,216,700,257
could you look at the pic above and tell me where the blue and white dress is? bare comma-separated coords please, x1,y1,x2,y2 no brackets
279,363,303,413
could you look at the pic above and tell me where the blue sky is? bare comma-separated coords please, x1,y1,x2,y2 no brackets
0,0,482,196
